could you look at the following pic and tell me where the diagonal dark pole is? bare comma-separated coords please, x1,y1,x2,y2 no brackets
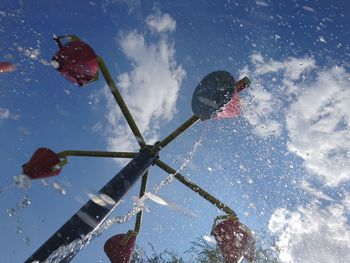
155,159,238,219
25,115,200,262
25,147,158,263
25,35,250,263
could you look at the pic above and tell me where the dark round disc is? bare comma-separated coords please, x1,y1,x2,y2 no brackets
191,71,235,120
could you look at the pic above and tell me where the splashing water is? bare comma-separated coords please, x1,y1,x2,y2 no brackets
16,226,23,235
13,174,31,189
44,139,202,263
0,184,14,194
52,182,66,195
18,195,31,208
7,208,15,217
202,234,216,243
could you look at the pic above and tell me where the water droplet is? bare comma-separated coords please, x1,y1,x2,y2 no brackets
16,226,23,234
23,236,31,246
202,234,216,243
53,182,66,195
319,36,327,43
248,203,256,209
7,208,15,217
51,60,59,68
41,179,49,187
13,174,31,189
18,196,31,208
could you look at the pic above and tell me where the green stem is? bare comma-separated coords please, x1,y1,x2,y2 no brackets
97,56,147,149
57,150,137,159
134,171,149,234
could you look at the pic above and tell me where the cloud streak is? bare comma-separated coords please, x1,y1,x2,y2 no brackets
241,53,350,186
240,52,316,138
244,53,350,262
146,9,176,33
287,66,350,187
269,203,350,263
94,10,185,155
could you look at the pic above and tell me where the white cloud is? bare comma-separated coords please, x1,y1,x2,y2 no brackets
243,85,282,137
269,203,350,263
251,54,316,80
245,53,350,263
146,9,176,33
240,53,315,138
343,191,350,211
287,66,350,186
242,53,350,186
95,13,184,155
249,52,264,65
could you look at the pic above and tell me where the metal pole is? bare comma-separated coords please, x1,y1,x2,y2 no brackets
97,56,147,149
57,150,137,159
25,148,158,263
155,160,238,219
133,171,149,234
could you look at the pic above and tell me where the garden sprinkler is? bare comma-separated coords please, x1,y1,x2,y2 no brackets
23,35,253,263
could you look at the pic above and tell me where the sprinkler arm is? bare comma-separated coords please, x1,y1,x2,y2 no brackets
57,150,137,159
52,36,146,150
97,56,147,149
155,159,238,220
53,35,81,49
133,171,149,235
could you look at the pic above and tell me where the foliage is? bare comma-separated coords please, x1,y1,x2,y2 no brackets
131,243,185,263
185,238,223,263
131,230,282,263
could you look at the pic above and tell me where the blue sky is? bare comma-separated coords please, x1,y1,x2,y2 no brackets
1,0,350,262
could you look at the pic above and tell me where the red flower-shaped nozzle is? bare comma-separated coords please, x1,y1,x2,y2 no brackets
22,148,63,179
212,216,255,263
104,231,137,263
191,71,251,120
215,76,251,119
0,61,16,73
52,38,99,86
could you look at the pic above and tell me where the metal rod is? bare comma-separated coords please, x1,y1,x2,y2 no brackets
97,56,147,149
155,159,238,219
25,148,158,263
152,115,200,153
57,150,137,159
134,171,149,235
235,76,251,93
